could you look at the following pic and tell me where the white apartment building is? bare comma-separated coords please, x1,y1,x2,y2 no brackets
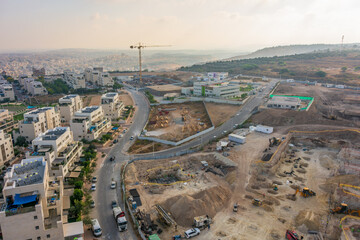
101,92,124,120
59,95,83,124
26,127,83,178
17,107,60,142
0,130,14,167
207,72,229,81
28,81,48,96
0,84,15,102
0,157,84,240
84,68,114,87
0,109,17,133
63,71,86,89
70,106,111,141
193,81,240,98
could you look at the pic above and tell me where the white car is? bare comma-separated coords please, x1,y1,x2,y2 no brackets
184,228,200,238
90,184,96,191
111,181,116,189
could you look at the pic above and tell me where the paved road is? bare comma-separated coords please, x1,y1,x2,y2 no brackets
94,89,149,240
132,79,278,159
94,79,277,239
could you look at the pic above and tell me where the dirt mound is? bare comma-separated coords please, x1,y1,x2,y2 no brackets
162,186,231,226
295,210,321,231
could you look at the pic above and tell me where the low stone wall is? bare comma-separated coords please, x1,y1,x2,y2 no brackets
139,126,215,146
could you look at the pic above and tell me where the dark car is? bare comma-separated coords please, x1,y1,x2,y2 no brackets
111,200,117,208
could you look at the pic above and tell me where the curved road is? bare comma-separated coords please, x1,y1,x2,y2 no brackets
94,79,278,239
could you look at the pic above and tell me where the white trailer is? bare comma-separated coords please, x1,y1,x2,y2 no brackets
228,134,246,144
255,125,273,134
113,207,128,231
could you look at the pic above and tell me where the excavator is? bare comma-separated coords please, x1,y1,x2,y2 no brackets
331,203,360,216
252,199,263,206
294,187,316,198
269,137,281,147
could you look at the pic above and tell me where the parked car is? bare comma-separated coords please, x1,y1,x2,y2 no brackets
111,181,116,189
184,228,200,238
90,200,95,208
91,184,96,191
111,200,117,208
91,219,102,237
92,177,97,183
129,136,134,140
113,139,118,144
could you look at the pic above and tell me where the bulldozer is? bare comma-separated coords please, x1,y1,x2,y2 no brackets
252,199,262,206
331,203,360,216
294,187,316,198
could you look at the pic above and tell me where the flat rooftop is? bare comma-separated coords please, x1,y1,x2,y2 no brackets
61,94,79,100
26,107,53,115
35,127,69,141
102,92,117,98
80,106,99,113
7,157,46,187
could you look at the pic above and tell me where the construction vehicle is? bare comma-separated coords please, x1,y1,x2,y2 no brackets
294,187,316,198
331,203,360,216
113,206,128,231
269,137,281,147
233,203,238,212
252,199,262,206
193,215,212,229
285,230,301,240
273,184,278,191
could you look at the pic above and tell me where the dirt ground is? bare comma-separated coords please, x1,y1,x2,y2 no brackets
124,153,236,239
205,102,242,127
118,91,134,106
145,102,212,142
26,94,64,105
146,84,182,92
251,83,360,128
128,139,172,154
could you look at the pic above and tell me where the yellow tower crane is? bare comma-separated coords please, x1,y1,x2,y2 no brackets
130,43,171,83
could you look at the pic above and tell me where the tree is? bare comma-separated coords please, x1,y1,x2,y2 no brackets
74,180,83,189
15,136,28,147
341,67,347,72
72,189,84,202
315,71,326,77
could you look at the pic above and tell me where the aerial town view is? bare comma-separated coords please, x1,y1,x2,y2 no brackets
0,1,360,240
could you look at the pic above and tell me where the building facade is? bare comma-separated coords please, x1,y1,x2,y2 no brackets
0,84,15,102
63,72,86,89
84,68,114,87
267,96,301,110
0,130,14,167
0,109,17,133
101,92,124,120
0,157,84,240
193,81,240,98
70,106,111,141
17,107,60,142
27,127,83,178
59,95,83,124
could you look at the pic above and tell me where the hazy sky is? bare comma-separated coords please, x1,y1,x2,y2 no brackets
0,0,359,51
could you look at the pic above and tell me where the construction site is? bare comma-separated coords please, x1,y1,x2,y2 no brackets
144,102,212,142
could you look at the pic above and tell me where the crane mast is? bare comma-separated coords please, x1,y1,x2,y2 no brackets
130,43,171,83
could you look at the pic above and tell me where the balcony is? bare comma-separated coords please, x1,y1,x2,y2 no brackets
44,213,61,230
54,142,82,167
87,118,110,134
5,204,36,216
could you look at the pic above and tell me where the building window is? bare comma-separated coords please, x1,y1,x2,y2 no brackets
37,237,41,240
34,215,38,219
47,234,51,238
35,226,39,230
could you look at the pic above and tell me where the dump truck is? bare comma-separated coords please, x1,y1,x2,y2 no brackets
193,215,212,229
113,206,128,231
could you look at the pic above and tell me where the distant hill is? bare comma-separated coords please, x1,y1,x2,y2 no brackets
226,43,360,60
179,49,360,86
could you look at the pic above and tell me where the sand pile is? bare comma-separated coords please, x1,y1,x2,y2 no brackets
162,185,231,226
295,210,321,231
